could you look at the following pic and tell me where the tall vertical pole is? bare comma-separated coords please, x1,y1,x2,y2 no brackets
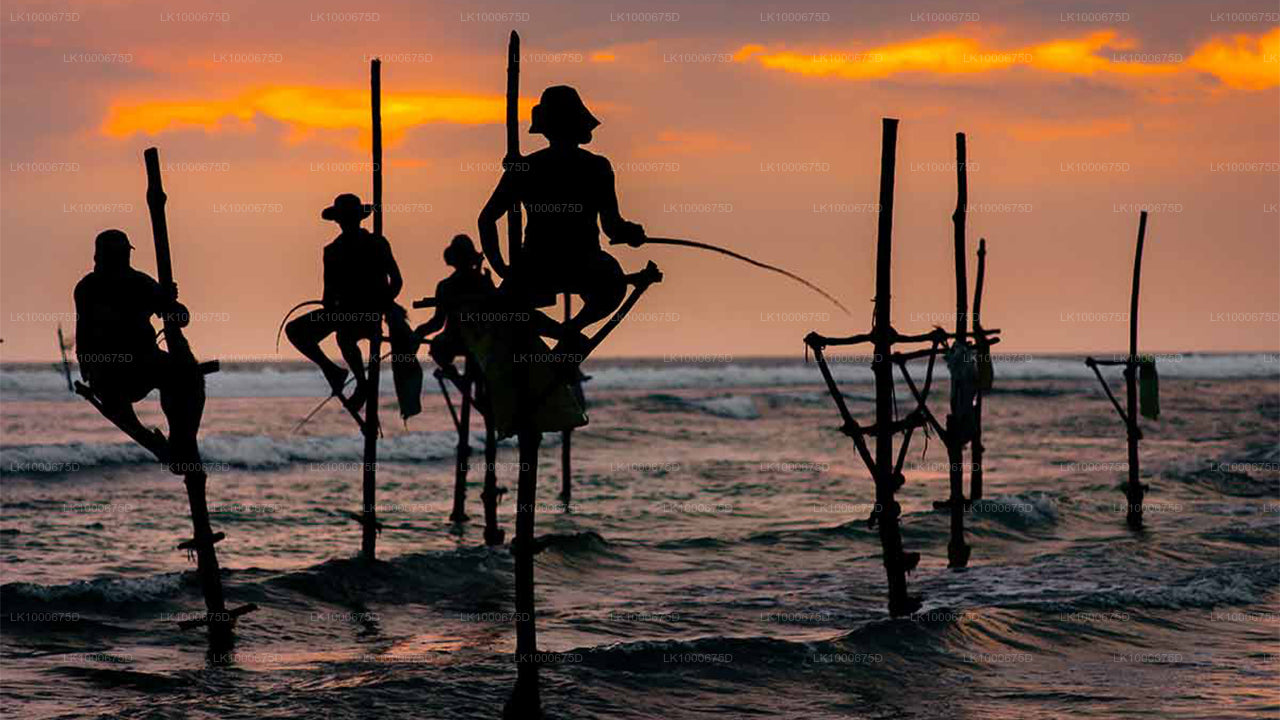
970,238,987,502
560,293,573,505
1125,211,1148,529
946,132,971,568
503,30,542,719
361,58,384,561
451,373,473,523
481,373,504,545
871,118,912,616
505,31,523,269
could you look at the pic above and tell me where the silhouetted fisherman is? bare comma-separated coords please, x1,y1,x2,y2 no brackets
416,234,497,374
287,193,407,412
478,85,647,353
74,229,203,470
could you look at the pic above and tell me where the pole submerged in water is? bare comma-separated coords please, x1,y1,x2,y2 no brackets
1125,212,1148,529
945,132,971,569
143,147,255,642
1084,211,1152,532
970,238,988,502
560,293,573,506
870,118,914,615
361,58,384,561
451,368,473,524
502,30,543,720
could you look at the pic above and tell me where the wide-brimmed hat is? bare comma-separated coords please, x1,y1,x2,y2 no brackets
94,229,134,252
321,193,373,222
443,234,483,267
529,85,600,137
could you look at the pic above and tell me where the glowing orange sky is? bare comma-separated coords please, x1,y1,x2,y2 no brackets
1,0,1277,360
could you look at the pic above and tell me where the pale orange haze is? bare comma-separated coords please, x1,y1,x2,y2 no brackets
1,0,1277,361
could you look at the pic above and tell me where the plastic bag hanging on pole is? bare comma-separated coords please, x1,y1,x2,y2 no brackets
1139,356,1159,420
974,332,994,392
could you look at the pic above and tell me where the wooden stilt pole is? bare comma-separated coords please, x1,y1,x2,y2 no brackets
451,366,473,523
506,429,542,719
970,238,987,502
560,293,572,506
482,379,505,545
360,58,384,561
946,132,971,568
501,30,544,718
871,118,914,616
1084,211,1150,531
143,147,254,641
1125,212,1148,529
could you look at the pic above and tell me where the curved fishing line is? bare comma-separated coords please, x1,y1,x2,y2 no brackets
641,237,850,316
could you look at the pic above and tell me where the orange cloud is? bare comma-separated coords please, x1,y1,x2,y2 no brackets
103,87,534,145
1186,27,1280,90
735,28,1279,89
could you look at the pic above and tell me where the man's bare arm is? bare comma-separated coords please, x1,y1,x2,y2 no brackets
384,240,404,301
478,171,516,277
598,159,644,247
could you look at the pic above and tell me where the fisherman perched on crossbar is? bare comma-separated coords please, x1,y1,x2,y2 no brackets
478,85,658,357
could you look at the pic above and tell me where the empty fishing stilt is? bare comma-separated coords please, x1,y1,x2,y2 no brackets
1085,211,1154,530
807,122,1004,610
944,132,972,569
970,238,990,502
807,118,924,617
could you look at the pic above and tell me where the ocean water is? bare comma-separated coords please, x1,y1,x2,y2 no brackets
1,356,1277,719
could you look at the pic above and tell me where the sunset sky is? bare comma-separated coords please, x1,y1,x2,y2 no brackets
2,0,1277,361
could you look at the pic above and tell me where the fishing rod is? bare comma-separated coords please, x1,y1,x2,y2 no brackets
617,237,850,316
275,300,324,353
292,348,394,433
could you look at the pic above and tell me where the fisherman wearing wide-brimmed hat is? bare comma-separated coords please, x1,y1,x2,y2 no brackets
286,193,406,413
478,85,649,354
415,234,497,371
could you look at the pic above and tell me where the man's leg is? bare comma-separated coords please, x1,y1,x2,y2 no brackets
93,391,170,461
286,309,348,392
336,325,370,408
564,251,626,336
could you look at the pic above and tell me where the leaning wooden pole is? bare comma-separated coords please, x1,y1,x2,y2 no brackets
144,147,254,641
360,58,384,561
56,325,73,392
1125,212,1148,529
970,238,987,501
871,118,912,615
945,132,971,568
